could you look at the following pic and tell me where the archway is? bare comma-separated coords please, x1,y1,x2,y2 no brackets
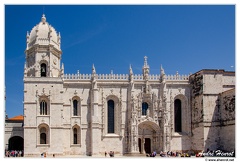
8,136,24,151
138,121,160,154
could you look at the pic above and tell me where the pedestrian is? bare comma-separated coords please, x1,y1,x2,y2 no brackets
6,150,9,157
105,151,107,157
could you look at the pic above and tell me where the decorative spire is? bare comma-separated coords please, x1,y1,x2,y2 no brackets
92,64,96,74
142,56,150,80
24,62,27,77
129,64,134,83
61,63,64,70
60,63,64,77
92,64,97,88
160,65,166,83
144,56,148,67
26,31,29,46
129,64,133,75
160,64,165,75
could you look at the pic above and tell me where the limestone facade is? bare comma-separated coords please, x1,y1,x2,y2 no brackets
22,15,235,157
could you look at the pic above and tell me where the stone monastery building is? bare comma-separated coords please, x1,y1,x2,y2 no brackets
23,15,235,156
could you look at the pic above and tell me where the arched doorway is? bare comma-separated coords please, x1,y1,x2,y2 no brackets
138,121,160,154
8,136,24,151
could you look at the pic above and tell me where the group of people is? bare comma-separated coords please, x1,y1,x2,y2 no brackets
159,151,191,157
146,151,157,157
105,151,114,157
5,150,23,157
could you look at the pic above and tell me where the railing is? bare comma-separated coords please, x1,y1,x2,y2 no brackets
97,74,129,80
63,73,189,81
165,74,189,80
64,74,92,80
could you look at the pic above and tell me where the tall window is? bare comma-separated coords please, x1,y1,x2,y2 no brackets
73,128,78,144
40,100,48,115
174,99,182,132
40,127,47,144
142,102,148,115
108,100,114,133
41,63,47,77
73,100,78,116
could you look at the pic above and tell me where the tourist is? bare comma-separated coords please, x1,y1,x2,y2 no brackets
19,150,22,157
153,151,156,157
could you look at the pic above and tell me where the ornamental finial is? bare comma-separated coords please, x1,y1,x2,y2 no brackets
144,56,148,67
41,14,46,23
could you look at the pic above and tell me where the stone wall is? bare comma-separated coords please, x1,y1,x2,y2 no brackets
219,89,235,152
190,70,235,153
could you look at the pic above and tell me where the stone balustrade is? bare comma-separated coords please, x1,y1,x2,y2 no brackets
63,73,189,81
165,74,189,80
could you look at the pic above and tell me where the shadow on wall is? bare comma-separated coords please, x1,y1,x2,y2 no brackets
85,90,92,156
205,90,235,154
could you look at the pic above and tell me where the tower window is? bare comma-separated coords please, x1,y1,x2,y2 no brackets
73,100,78,116
72,126,81,145
41,63,47,77
73,128,78,144
40,100,48,115
40,127,47,144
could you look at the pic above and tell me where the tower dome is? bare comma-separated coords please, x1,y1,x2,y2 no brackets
26,14,61,50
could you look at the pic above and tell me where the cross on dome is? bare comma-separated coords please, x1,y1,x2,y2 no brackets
41,14,46,23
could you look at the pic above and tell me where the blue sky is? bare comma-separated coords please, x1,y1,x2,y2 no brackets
4,5,235,118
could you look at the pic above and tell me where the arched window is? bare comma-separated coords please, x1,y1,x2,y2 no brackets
73,100,78,116
40,127,47,144
40,100,48,115
72,126,80,145
174,99,182,132
41,63,47,77
73,128,77,144
142,102,148,116
108,100,114,133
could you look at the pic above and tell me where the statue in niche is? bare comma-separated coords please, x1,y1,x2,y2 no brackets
146,109,150,117
163,94,167,102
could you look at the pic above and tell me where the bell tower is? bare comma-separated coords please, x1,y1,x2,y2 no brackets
24,14,62,78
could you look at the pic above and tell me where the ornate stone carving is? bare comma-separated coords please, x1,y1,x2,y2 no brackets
223,95,235,112
222,95,235,121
